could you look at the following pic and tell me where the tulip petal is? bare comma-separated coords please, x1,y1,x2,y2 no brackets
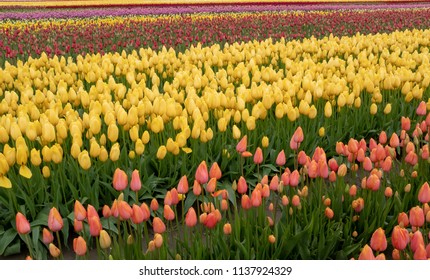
19,165,32,179
0,176,12,188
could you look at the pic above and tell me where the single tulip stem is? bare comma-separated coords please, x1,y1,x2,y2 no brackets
55,231,63,257
24,234,34,259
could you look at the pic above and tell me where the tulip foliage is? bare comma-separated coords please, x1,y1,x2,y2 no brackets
1,4,430,259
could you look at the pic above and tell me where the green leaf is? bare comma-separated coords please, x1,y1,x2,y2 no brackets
184,192,197,212
3,240,21,257
0,228,18,255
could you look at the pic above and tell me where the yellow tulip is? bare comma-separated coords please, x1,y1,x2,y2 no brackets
0,126,9,143
383,103,392,115
157,145,167,160
42,166,51,178
99,146,109,162
15,137,28,166
141,130,150,144
135,139,145,155
150,116,164,134
107,123,119,143
19,165,32,179
262,136,269,148
3,144,15,167
89,116,101,135
319,127,325,137
0,175,12,189
0,153,10,176
50,144,63,164
370,103,378,115
217,117,227,132
41,122,56,143
90,139,101,158
232,125,241,140
109,143,120,162
70,143,81,159
78,150,91,170
30,148,42,166
324,101,332,118
26,122,38,141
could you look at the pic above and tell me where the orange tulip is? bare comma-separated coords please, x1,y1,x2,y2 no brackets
281,195,289,206
411,230,424,253
379,131,387,145
237,176,248,194
413,244,427,260
150,198,159,211
140,203,150,221
292,127,304,143
324,207,334,219
177,175,189,194
88,216,102,237
370,228,387,252
269,175,279,191
289,170,300,187
130,169,141,192
164,191,173,206
131,204,145,224
206,177,217,193
409,206,425,227
74,200,86,222
48,207,63,232
276,150,286,166
102,205,111,218
298,151,309,165
389,133,400,148
416,101,427,116
392,249,401,260
209,162,222,180
384,187,393,198
16,212,31,235
193,180,202,196
366,174,380,191
221,199,229,211
118,201,133,220
203,212,218,229
170,188,179,205
185,207,197,227
375,253,386,260
42,228,54,245
418,182,430,204
49,243,61,258
253,147,263,165
261,184,270,197
154,233,163,248
251,189,262,207
401,117,411,131
163,205,175,221
392,225,410,250
74,219,83,233
112,168,128,191
195,161,208,184
223,223,232,235
73,236,87,256
241,194,252,210
236,135,247,153
152,217,166,234
268,235,276,244
358,245,376,260
398,212,409,227
212,189,228,199
292,195,300,207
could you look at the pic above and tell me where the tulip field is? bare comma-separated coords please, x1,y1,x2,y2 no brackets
1,1,430,260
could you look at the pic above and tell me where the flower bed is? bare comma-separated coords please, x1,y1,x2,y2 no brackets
0,3,430,260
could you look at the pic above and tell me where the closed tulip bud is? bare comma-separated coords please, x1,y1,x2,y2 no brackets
185,207,197,227
163,205,175,221
41,122,55,143
177,175,189,194
150,198,159,211
232,125,241,140
153,217,166,234
192,180,202,196
73,236,87,256
74,200,87,221
289,170,300,187
237,176,248,194
48,207,63,232
42,228,54,245
261,136,269,148
102,205,111,218
223,223,232,235
203,212,218,229
156,145,167,160
411,230,424,253
118,201,133,220
206,178,217,193
276,150,286,166
324,101,332,118
398,212,409,227
49,243,61,258
358,245,376,260
99,230,112,249
418,182,430,203
324,207,334,219
15,212,31,235
392,225,410,250
88,216,102,237
131,204,145,224
370,228,387,252
130,169,141,192
209,162,222,180
236,135,247,153
30,148,41,166
250,147,263,165
241,194,252,210
268,235,276,244
409,206,424,227
154,233,163,248
292,195,300,207
109,143,120,162
112,168,128,191
414,244,427,260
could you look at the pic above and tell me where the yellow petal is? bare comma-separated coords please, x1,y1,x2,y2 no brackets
0,176,12,188
182,147,192,154
19,165,32,179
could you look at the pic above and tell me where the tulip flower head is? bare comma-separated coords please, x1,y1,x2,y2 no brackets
48,207,63,232
15,212,31,235
112,168,128,192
